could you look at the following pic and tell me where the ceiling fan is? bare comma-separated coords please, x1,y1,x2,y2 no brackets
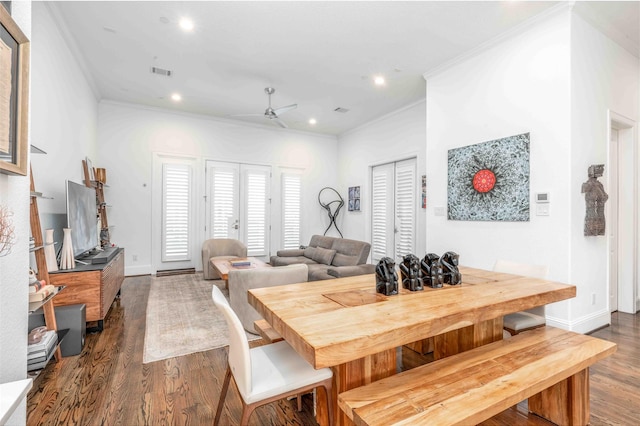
231,87,297,128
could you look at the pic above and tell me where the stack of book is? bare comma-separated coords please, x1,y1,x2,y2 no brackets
29,284,56,303
27,330,57,371
230,260,251,267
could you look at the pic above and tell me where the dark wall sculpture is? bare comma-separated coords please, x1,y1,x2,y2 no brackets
375,257,398,296
318,187,344,238
439,251,462,285
420,253,443,288
400,254,423,291
581,164,608,236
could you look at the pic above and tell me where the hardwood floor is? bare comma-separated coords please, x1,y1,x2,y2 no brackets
27,275,640,425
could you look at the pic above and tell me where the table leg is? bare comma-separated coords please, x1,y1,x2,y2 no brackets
316,348,396,426
433,317,503,360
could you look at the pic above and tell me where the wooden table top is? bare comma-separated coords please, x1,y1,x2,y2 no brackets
248,266,576,369
210,257,270,280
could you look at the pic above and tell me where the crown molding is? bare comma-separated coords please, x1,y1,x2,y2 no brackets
423,2,574,81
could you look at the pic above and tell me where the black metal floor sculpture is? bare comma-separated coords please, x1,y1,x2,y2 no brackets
318,187,344,238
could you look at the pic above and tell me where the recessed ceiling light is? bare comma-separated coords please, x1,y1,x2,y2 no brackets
171,93,182,102
179,17,194,32
309,118,317,125
374,76,385,86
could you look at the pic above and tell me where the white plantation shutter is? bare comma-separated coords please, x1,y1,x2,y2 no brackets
395,159,416,258
371,163,394,262
371,158,416,262
242,166,269,256
211,167,238,238
282,173,302,250
162,163,192,262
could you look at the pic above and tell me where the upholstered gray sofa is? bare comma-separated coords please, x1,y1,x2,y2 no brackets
270,235,374,281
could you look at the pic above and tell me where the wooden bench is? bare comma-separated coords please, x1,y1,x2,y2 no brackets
253,319,283,343
338,326,616,426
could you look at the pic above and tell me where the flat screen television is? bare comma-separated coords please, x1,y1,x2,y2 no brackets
66,180,99,258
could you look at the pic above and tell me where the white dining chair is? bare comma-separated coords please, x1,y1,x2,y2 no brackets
212,285,334,425
493,259,549,337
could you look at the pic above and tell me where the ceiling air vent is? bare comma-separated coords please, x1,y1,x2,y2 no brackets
151,66,172,77
334,107,350,113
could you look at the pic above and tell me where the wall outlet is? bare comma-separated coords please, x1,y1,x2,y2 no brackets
132,254,138,262
434,206,445,216
591,293,596,305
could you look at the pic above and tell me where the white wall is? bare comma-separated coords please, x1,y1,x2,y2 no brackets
97,101,338,275
0,4,31,425
30,2,99,213
570,14,639,325
425,12,574,325
425,8,640,332
337,100,426,257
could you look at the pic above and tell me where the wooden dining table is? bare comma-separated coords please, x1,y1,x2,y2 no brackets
248,266,576,426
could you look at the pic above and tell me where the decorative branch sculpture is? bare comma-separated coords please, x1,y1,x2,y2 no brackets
420,253,443,288
439,251,462,285
375,257,398,296
400,253,423,291
318,187,344,238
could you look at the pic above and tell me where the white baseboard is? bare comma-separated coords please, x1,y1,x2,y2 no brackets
547,308,611,334
125,264,152,276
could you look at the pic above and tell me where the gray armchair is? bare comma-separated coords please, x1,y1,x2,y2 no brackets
229,264,308,334
202,239,247,280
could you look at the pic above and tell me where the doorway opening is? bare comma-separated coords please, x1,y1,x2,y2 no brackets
607,111,637,314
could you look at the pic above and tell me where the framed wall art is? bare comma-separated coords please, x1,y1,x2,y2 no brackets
348,186,360,211
448,133,530,221
0,5,29,176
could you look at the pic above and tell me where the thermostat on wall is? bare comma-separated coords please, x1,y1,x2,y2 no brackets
536,192,550,203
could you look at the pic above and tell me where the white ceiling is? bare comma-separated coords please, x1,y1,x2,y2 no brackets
49,1,639,136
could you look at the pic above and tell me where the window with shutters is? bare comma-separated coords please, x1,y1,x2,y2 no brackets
281,172,302,250
371,158,416,262
161,163,192,262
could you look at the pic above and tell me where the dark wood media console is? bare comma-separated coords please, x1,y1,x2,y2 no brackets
49,248,125,332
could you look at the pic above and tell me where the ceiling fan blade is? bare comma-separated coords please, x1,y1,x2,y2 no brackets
228,113,264,117
272,118,289,129
273,104,297,115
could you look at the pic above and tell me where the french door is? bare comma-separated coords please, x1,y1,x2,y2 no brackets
152,153,198,273
371,158,416,262
205,161,271,259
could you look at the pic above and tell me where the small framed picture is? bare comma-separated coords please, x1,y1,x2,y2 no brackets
348,186,361,212
421,175,426,209
85,156,95,181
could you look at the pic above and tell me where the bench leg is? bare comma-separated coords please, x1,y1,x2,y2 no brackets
529,368,590,425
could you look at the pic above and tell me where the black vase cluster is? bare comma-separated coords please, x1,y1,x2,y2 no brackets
375,251,461,296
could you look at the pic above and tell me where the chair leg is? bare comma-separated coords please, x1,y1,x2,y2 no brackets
240,403,257,426
214,366,232,425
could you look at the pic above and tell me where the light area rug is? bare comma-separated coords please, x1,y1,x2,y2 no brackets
143,273,259,364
